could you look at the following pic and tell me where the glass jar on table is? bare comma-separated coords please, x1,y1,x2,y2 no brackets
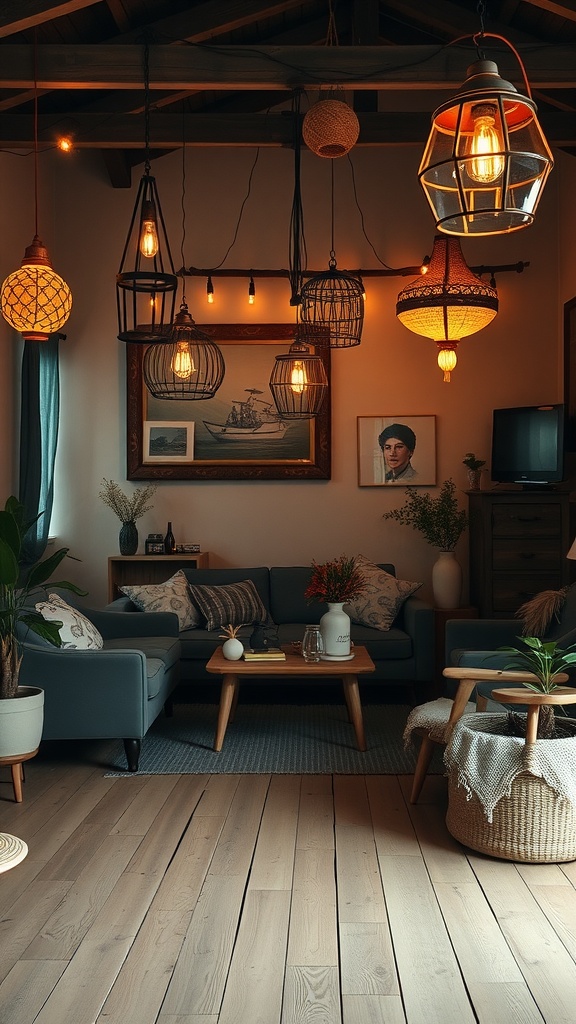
302,625,324,663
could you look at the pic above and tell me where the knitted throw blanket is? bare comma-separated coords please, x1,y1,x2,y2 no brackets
444,713,576,822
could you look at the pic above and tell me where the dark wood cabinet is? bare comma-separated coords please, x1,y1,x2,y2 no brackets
467,491,574,618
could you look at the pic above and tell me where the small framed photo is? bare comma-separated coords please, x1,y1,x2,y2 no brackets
145,540,165,555
143,421,195,464
357,415,436,486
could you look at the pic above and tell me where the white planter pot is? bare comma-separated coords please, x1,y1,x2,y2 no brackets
432,550,462,609
319,602,351,657
0,686,44,759
222,637,244,661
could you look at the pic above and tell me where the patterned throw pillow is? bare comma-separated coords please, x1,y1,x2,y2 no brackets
35,594,104,650
188,579,268,632
120,569,199,631
344,555,422,631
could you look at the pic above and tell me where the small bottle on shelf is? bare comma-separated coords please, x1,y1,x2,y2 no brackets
164,521,176,554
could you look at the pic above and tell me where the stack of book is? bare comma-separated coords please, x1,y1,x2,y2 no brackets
243,648,286,662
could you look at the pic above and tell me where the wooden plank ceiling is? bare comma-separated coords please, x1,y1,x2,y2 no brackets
1,0,576,186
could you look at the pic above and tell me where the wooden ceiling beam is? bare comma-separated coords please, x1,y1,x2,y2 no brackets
113,0,308,45
4,109,575,148
0,43,574,90
521,1,576,21
0,0,101,38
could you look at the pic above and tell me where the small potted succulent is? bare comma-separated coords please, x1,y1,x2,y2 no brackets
462,452,486,490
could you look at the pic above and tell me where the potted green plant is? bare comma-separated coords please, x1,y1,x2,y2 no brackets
382,479,467,608
304,554,367,658
0,495,85,765
444,636,576,862
462,452,486,490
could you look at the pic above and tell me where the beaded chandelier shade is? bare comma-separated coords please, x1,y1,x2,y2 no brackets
419,44,554,237
143,303,225,400
0,40,72,341
396,235,498,381
302,99,360,158
269,328,328,419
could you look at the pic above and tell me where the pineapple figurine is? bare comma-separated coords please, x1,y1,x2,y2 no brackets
219,623,245,661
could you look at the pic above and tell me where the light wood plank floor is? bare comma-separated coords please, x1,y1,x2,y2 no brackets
2,747,576,1024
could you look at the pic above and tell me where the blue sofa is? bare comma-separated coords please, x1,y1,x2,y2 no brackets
109,564,435,698
19,605,181,771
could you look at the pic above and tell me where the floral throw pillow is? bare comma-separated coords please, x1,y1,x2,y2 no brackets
120,569,199,631
188,579,268,632
344,555,422,631
35,594,104,650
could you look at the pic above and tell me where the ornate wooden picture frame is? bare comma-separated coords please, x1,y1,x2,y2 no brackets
127,324,331,480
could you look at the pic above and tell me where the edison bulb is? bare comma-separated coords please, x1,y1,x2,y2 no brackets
171,341,195,379
290,359,306,394
139,199,159,257
468,104,505,184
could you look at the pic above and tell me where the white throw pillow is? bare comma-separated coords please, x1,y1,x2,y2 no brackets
35,594,104,650
120,569,199,631
344,555,422,631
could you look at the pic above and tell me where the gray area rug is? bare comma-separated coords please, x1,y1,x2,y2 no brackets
104,703,446,776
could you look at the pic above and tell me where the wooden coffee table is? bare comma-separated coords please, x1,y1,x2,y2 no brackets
206,645,375,752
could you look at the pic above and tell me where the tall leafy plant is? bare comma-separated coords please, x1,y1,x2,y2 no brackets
382,479,468,551
0,496,85,699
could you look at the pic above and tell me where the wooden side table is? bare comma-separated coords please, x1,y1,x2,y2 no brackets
108,553,210,601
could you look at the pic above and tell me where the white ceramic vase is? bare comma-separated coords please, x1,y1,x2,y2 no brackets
319,602,351,657
222,638,244,661
432,550,462,610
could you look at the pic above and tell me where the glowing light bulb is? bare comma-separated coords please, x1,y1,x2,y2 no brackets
171,340,195,379
468,104,505,184
139,200,159,257
437,346,457,383
248,277,255,304
207,276,214,303
58,137,72,153
290,359,306,394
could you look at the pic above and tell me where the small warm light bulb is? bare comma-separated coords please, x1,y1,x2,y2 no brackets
248,276,255,305
437,346,457,383
207,276,214,303
420,256,430,275
57,136,73,153
359,278,366,301
468,103,505,184
139,199,159,258
290,359,306,394
171,340,195,380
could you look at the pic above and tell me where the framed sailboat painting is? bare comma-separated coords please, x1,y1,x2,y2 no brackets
126,324,331,480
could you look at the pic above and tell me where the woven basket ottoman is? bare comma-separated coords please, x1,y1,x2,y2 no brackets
445,713,576,863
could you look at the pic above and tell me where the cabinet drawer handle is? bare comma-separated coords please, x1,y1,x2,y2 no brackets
518,552,536,559
515,515,543,523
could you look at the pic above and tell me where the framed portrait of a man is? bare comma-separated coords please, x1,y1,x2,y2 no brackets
357,415,436,486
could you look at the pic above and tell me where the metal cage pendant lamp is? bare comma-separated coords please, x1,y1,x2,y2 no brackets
143,139,225,400
116,45,177,342
1,40,72,340
300,162,364,348
418,30,554,237
396,234,498,382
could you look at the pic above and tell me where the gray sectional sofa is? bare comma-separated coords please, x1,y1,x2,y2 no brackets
108,564,435,699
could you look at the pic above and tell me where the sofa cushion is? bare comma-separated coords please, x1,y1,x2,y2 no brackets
35,594,104,650
345,556,422,631
120,569,199,631
103,635,181,672
188,579,268,631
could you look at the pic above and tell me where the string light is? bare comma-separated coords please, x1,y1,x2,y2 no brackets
248,276,255,304
207,276,214,303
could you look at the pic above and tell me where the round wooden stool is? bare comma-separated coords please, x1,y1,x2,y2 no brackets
0,748,39,802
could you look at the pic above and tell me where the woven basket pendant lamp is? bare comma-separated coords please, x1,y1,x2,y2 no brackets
302,98,360,158
418,37,554,237
1,40,71,340
396,235,498,381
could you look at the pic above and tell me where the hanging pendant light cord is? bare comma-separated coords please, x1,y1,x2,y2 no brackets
329,161,336,268
289,90,307,305
180,105,186,307
143,40,151,176
33,28,39,238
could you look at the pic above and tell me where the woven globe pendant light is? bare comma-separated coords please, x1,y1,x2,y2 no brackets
1,235,72,341
418,40,554,237
143,301,225,400
302,98,360,158
396,235,498,381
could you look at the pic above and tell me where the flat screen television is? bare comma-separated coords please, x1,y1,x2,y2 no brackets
491,404,565,486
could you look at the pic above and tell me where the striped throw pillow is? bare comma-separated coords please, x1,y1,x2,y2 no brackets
188,579,268,631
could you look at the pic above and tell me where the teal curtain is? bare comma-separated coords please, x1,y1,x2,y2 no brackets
19,335,60,564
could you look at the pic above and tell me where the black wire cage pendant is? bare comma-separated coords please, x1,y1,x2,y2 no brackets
300,254,364,348
116,169,178,342
269,325,328,419
143,301,225,399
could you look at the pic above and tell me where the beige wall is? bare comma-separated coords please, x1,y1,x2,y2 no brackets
5,141,566,606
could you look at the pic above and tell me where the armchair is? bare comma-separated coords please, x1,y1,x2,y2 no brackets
18,604,181,771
